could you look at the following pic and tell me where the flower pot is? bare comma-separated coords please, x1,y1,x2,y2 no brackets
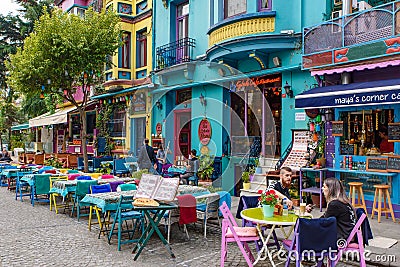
262,205,275,217
243,182,251,190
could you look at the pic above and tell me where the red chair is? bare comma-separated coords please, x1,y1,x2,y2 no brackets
219,201,259,267
68,174,80,180
44,169,57,174
101,174,114,179
335,212,367,267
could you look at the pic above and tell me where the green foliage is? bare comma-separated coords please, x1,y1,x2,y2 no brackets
10,133,24,148
131,169,149,179
45,155,63,168
198,153,214,180
242,171,250,183
205,185,222,193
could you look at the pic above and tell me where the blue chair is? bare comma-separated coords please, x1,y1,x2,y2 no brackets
88,183,112,233
282,217,338,267
77,175,92,180
108,195,145,251
77,157,84,171
0,164,11,186
37,166,53,174
15,168,33,201
113,158,129,176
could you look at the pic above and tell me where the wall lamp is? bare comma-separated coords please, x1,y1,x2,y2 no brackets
283,81,294,98
199,93,207,106
155,100,163,110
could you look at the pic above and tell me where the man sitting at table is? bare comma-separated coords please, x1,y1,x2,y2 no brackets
179,149,199,185
0,149,12,162
268,166,313,212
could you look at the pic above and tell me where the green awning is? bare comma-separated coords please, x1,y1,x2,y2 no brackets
91,83,153,100
11,123,30,131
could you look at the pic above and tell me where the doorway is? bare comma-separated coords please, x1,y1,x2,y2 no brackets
174,110,191,160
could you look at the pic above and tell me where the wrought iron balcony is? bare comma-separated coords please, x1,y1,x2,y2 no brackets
303,1,400,69
155,37,196,70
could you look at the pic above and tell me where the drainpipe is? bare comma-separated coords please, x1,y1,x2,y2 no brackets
152,0,156,71
342,0,352,15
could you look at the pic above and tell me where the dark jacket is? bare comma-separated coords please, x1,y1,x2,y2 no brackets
138,144,156,170
356,208,373,246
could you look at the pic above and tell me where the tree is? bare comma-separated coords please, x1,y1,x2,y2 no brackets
7,7,121,171
0,1,55,148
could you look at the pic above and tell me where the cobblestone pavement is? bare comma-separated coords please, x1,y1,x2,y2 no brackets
0,187,256,267
1,186,399,267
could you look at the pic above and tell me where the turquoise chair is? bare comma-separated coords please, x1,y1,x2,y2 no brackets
71,180,98,220
31,174,51,207
117,183,137,191
108,195,144,251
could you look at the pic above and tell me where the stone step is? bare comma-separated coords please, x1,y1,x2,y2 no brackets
251,173,266,183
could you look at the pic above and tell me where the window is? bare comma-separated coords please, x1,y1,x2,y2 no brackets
224,0,246,18
86,112,96,135
119,32,131,69
136,30,147,68
108,108,126,137
258,0,271,11
176,89,192,105
176,2,189,41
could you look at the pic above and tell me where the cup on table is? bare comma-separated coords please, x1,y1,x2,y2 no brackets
299,203,306,216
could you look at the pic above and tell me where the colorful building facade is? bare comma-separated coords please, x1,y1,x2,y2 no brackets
151,0,325,194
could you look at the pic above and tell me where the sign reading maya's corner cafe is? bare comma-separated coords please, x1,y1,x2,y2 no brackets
296,88,400,109
198,118,212,145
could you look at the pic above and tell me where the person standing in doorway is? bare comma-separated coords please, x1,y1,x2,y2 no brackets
138,138,157,173
156,144,166,174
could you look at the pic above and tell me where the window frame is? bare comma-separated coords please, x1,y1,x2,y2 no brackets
121,32,131,69
223,0,247,19
258,0,272,11
136,30,147,68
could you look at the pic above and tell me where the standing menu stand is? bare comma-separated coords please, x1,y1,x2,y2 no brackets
300,168,327,212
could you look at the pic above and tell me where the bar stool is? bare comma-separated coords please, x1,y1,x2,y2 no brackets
348,182,367,214
371,184,396,223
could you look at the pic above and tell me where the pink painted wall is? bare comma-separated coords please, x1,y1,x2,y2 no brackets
59,0,89,11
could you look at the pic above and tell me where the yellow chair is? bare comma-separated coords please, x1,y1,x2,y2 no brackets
88,184,112,233
49,175,68,214
88,173,102,179
58,169,69,174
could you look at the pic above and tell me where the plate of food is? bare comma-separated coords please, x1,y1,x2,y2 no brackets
133,198,160,207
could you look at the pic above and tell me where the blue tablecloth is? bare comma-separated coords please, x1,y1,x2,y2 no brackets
80,190,137,212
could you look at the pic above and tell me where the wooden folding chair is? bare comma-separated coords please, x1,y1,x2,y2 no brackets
219,201,259,267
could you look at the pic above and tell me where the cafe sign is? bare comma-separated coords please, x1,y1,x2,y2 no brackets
198,118,212,145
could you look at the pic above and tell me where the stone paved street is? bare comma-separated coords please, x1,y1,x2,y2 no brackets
0,187,250,267
1,186,400,267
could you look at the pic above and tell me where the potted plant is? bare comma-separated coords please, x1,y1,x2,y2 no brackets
242,171,251,190
198,153,214,181
259,189,279,217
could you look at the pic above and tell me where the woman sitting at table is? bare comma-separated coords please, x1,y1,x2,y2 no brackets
0,149,12,162
179,149,199,185
322,177,356,241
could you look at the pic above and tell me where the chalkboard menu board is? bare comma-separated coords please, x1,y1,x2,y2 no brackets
332,121,344,136
387,156,400,172
366,157,388,172
340,143,355,155
388,123,400,142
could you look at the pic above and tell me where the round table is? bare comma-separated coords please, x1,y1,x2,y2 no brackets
241,207,298,266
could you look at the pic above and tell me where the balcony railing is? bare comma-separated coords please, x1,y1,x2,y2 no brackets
303,1,400,68
155,38,196,70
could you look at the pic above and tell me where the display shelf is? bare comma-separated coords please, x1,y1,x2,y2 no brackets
300,168,327,212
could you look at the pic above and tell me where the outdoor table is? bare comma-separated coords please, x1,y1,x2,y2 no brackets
50,177,136,198
80,190,137,212
177,185,209,195
124,162,138,173
241,207,299,266
132,203,178,261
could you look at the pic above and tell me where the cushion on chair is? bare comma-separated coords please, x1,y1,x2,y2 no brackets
44,170,57,174
226,226,258,238
77,175,92,180
68,174,80,180
101,174,114,179
347,243,359,249
120,210,142,218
